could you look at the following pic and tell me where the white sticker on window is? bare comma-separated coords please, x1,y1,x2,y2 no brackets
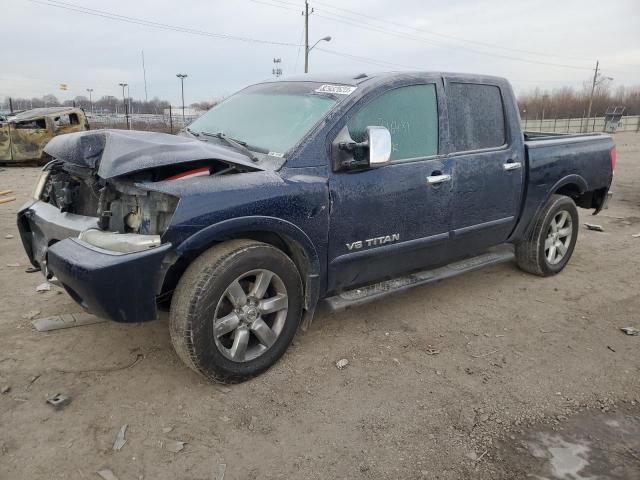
268,151,284,158
315,84,357,95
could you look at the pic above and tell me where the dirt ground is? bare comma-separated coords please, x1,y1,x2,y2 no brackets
1,132,639,480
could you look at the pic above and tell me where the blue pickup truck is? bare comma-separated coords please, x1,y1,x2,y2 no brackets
18,72,615,382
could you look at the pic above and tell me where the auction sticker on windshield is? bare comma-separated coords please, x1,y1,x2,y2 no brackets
315,84,357,95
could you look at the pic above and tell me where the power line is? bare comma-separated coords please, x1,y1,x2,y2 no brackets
293,24,305,73
248,0,300,12
28,0,302,47
315,49,589,87
315,48,414,69
247,0,637,71
22,0,634,88
312,0,640,69
245,0,594,70
312,11,594,71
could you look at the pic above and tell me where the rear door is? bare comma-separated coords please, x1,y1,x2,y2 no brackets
444,79,524,258
327,81,453,293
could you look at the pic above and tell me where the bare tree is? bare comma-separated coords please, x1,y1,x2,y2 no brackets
518,84,640,119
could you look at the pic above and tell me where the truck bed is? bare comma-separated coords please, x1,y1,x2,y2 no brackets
523,131,605,142
509,131,614,242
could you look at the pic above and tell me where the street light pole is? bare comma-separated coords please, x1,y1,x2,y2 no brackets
118,83,129,130
127,84,132,116
301,0,332,73
86,88,93,114
304,0,309,73
176,74,188,125
305,36,332,73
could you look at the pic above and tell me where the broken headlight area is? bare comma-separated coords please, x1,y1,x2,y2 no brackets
35,158,256,251
78,229,161,254
38,161,179,237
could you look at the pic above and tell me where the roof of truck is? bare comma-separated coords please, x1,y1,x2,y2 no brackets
267,71,508,86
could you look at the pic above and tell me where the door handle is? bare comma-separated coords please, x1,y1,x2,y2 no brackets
503,161,522,171
426,173,451,185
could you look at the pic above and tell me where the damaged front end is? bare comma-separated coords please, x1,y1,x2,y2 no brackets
20,160,179,271
17,129,263,322
16,161,181,322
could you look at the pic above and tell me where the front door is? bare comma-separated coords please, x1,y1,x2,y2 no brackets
10,118,49,162
444,80,524,258
0,123,11,161
327,82,453,293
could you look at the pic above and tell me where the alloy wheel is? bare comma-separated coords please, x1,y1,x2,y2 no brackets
545,210,573,265
213,269,289,362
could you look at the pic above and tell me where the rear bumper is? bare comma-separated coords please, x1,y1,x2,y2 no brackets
47,239,172,322
593,189,612,215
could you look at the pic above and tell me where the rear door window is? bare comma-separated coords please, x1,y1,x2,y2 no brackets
54,115,71,127
448,83,506,152
347,84,438,161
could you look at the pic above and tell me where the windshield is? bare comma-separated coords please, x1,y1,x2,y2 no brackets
188,82,350,158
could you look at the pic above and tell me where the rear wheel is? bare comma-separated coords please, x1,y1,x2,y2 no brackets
515,194,579,276
170,240,303,383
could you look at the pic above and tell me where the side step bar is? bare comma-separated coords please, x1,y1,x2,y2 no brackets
323,247,515,311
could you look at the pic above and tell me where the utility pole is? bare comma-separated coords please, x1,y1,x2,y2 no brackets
302,1,331,74
304,0,310,73
86,88,93,114
176,74,188,125
141,50,148,103
586,60,599,128
584,60,613,132
118,83,130,129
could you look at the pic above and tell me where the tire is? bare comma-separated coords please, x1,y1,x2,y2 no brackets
515,194,579,276
170,240,303,383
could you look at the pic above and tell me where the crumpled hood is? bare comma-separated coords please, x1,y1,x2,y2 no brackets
43,129,265,179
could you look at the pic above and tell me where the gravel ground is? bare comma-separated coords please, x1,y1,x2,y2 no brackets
0,132,639,479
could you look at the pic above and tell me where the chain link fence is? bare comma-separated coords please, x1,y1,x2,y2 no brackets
522,115,640,133
87,112,203,134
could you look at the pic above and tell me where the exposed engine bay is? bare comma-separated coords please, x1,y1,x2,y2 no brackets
39,159,253,236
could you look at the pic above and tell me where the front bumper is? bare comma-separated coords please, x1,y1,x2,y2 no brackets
18,200,98,273
47,239,172,322
18,200,172,323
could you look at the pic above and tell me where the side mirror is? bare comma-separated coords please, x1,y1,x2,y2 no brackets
332,125,392,171
366,126,392,166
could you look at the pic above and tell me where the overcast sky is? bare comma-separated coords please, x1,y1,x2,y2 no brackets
1,0,639,105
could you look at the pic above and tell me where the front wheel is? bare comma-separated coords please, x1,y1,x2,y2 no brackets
170,240,303,383
515,194,579,276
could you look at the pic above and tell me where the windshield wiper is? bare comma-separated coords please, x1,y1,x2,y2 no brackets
185,127,200,137
200,131,259,162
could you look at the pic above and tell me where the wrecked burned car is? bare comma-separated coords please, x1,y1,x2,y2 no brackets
1,107,88,164
18,73,614,383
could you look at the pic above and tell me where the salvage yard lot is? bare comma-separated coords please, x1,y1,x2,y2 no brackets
1,132,639,479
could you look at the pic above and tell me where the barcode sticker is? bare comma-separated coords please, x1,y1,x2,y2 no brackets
315,84,357,95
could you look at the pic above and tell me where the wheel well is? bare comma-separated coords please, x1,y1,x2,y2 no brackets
555,183,582,200
554,182,605,210
159,231,313,309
